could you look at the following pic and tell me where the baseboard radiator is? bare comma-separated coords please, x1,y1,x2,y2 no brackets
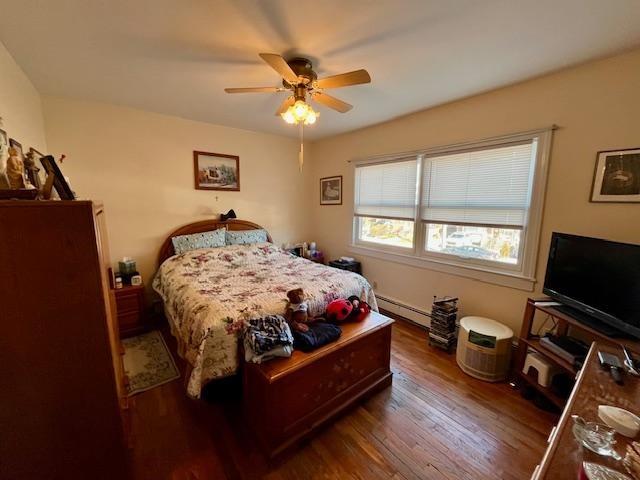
376,294,431,328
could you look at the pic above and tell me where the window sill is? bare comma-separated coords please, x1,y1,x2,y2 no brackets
349,243,536,291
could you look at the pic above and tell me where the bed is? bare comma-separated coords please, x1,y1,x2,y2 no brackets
153,219,378,398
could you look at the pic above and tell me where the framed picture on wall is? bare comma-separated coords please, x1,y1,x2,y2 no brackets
193,151,240,191
591,147,640,203
320,175,342,205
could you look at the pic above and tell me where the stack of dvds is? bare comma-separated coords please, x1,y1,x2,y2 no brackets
429,296,458,352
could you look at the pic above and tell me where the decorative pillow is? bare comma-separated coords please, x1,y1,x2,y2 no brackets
225,229,268,245
171,228,226,255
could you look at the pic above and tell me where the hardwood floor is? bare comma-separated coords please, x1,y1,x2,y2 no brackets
129,320,556,479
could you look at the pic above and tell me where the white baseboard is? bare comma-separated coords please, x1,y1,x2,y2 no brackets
376,294,431,328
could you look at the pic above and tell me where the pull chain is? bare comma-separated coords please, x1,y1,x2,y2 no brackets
298,122,304,172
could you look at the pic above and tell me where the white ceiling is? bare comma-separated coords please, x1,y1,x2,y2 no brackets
1,0,640,140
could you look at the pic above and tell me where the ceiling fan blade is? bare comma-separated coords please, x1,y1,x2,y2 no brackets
224,87,284,93
312,92,353,113
275,96,295,116
315,69,371,89
259,53,299,84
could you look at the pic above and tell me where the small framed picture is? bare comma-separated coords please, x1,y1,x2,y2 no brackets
25,148,46,190
193,151,240,191
320,175,342,205
591,148,640,203
29,147,44,158
0,129,8,154
40,155,75,200
9,138,24,160
0,130,10,189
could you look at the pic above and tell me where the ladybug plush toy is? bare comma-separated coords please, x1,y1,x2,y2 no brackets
325,298,353,323
325,296,371,323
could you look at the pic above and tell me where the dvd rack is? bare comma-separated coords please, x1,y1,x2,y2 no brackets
429,296,458,351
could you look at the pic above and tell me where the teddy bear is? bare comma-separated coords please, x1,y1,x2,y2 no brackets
285,288,312,332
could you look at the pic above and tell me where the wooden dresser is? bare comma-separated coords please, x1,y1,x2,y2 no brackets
0,201,129,479
533,342,640,479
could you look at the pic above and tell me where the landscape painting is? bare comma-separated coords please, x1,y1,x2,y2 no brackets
193,151,240,191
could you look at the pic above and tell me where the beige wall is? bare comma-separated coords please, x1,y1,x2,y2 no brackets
308,49,640,333
0,41,47,154
43,97,311,285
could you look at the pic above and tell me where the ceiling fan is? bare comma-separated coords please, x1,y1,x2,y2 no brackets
225,53,371,125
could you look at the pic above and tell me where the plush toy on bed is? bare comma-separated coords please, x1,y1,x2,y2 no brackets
326,296,371,324
347,295,372,322
325,298,352,323
285,288,313,333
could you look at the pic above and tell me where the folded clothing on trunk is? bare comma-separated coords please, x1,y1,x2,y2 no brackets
293,322,342,352
244,343,293,364
243,315,294,364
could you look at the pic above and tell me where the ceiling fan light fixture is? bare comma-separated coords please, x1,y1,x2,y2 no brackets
280,100,319,125
293,100,308,117
281,109,296,124
304,110,318,125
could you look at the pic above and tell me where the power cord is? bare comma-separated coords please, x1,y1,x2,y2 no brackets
533,314,557,338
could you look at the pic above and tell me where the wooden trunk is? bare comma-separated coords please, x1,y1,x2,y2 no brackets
0,200,129,480
243,312,393,459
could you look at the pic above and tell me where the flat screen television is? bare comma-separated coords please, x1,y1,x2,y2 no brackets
543,232,640,339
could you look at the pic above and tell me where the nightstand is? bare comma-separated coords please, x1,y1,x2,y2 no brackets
329,259,362,274
113,284,146,338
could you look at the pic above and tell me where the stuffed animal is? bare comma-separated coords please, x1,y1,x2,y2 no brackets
285,288,311,332
326,296,371,324
326,298,353,323
347,295,371,322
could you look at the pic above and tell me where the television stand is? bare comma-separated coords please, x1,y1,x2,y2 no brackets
513,298,640,410
553,304,626,338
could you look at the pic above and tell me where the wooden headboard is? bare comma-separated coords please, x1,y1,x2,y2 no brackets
157,219,273,266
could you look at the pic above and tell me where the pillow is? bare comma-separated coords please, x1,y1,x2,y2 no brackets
225,229,268,245
171,228,226,255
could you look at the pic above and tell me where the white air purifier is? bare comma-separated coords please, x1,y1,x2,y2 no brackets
456,316,513,382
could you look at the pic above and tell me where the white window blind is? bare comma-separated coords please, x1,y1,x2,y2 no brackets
421,140,537,228
354,158,418,221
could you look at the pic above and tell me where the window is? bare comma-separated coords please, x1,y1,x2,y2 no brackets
358,217,414,248
420,140,535,268
354,158,417,249
352,128,553,290
425,224,521,264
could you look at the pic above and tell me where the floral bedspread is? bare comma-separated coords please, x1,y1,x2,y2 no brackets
152,242,377,398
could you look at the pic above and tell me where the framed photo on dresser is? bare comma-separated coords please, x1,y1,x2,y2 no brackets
8,138,24,160
40,155,75,200
0,129,8,154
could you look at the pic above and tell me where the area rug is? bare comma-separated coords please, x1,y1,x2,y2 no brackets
122,330,180,396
